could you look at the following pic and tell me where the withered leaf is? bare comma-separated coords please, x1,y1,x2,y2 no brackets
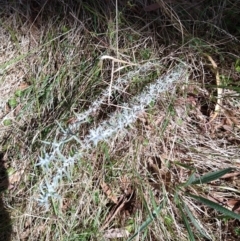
101,181,118,204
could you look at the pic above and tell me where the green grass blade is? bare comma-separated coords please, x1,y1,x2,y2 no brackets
178,203,196,241
188,193,240,220
181,172,197,187
127,203,163,241
174,162,196,170
183,202,211,239
190,168,233,185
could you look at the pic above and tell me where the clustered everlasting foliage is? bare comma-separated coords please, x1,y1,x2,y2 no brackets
36,63,188,210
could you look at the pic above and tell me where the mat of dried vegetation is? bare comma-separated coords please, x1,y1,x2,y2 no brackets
0,1,240,241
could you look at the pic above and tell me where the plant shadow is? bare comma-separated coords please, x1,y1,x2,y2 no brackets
0,152,12,241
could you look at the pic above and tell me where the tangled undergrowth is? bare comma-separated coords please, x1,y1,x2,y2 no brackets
0,0,240,240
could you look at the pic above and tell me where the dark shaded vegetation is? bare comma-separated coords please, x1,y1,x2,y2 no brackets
0,153,11,241
1,0,239,40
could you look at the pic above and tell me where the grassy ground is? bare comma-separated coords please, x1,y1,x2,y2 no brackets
0,0,240,240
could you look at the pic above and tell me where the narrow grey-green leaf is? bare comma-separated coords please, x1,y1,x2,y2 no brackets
190,168,233,185
183,202,211,239
188,193,240,220
181,172,197,187
178,203,195,241
127,204,163,241
174,162,196,170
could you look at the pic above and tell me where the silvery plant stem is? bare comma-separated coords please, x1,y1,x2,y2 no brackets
68,61,162,132
36,62,188,210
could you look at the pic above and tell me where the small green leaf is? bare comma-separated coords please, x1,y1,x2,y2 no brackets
61,25,69,33
188,193,240,220
236,66,240,73
7,167,15,175
8,98,18,108
15,89,23,97
190,168,233,185
143,139,149,146
3,119,12,126
235,59,240,73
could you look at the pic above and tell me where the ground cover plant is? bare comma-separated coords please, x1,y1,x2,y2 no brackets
0,0,240,240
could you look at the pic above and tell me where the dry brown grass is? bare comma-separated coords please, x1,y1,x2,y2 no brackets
0,1,240,241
